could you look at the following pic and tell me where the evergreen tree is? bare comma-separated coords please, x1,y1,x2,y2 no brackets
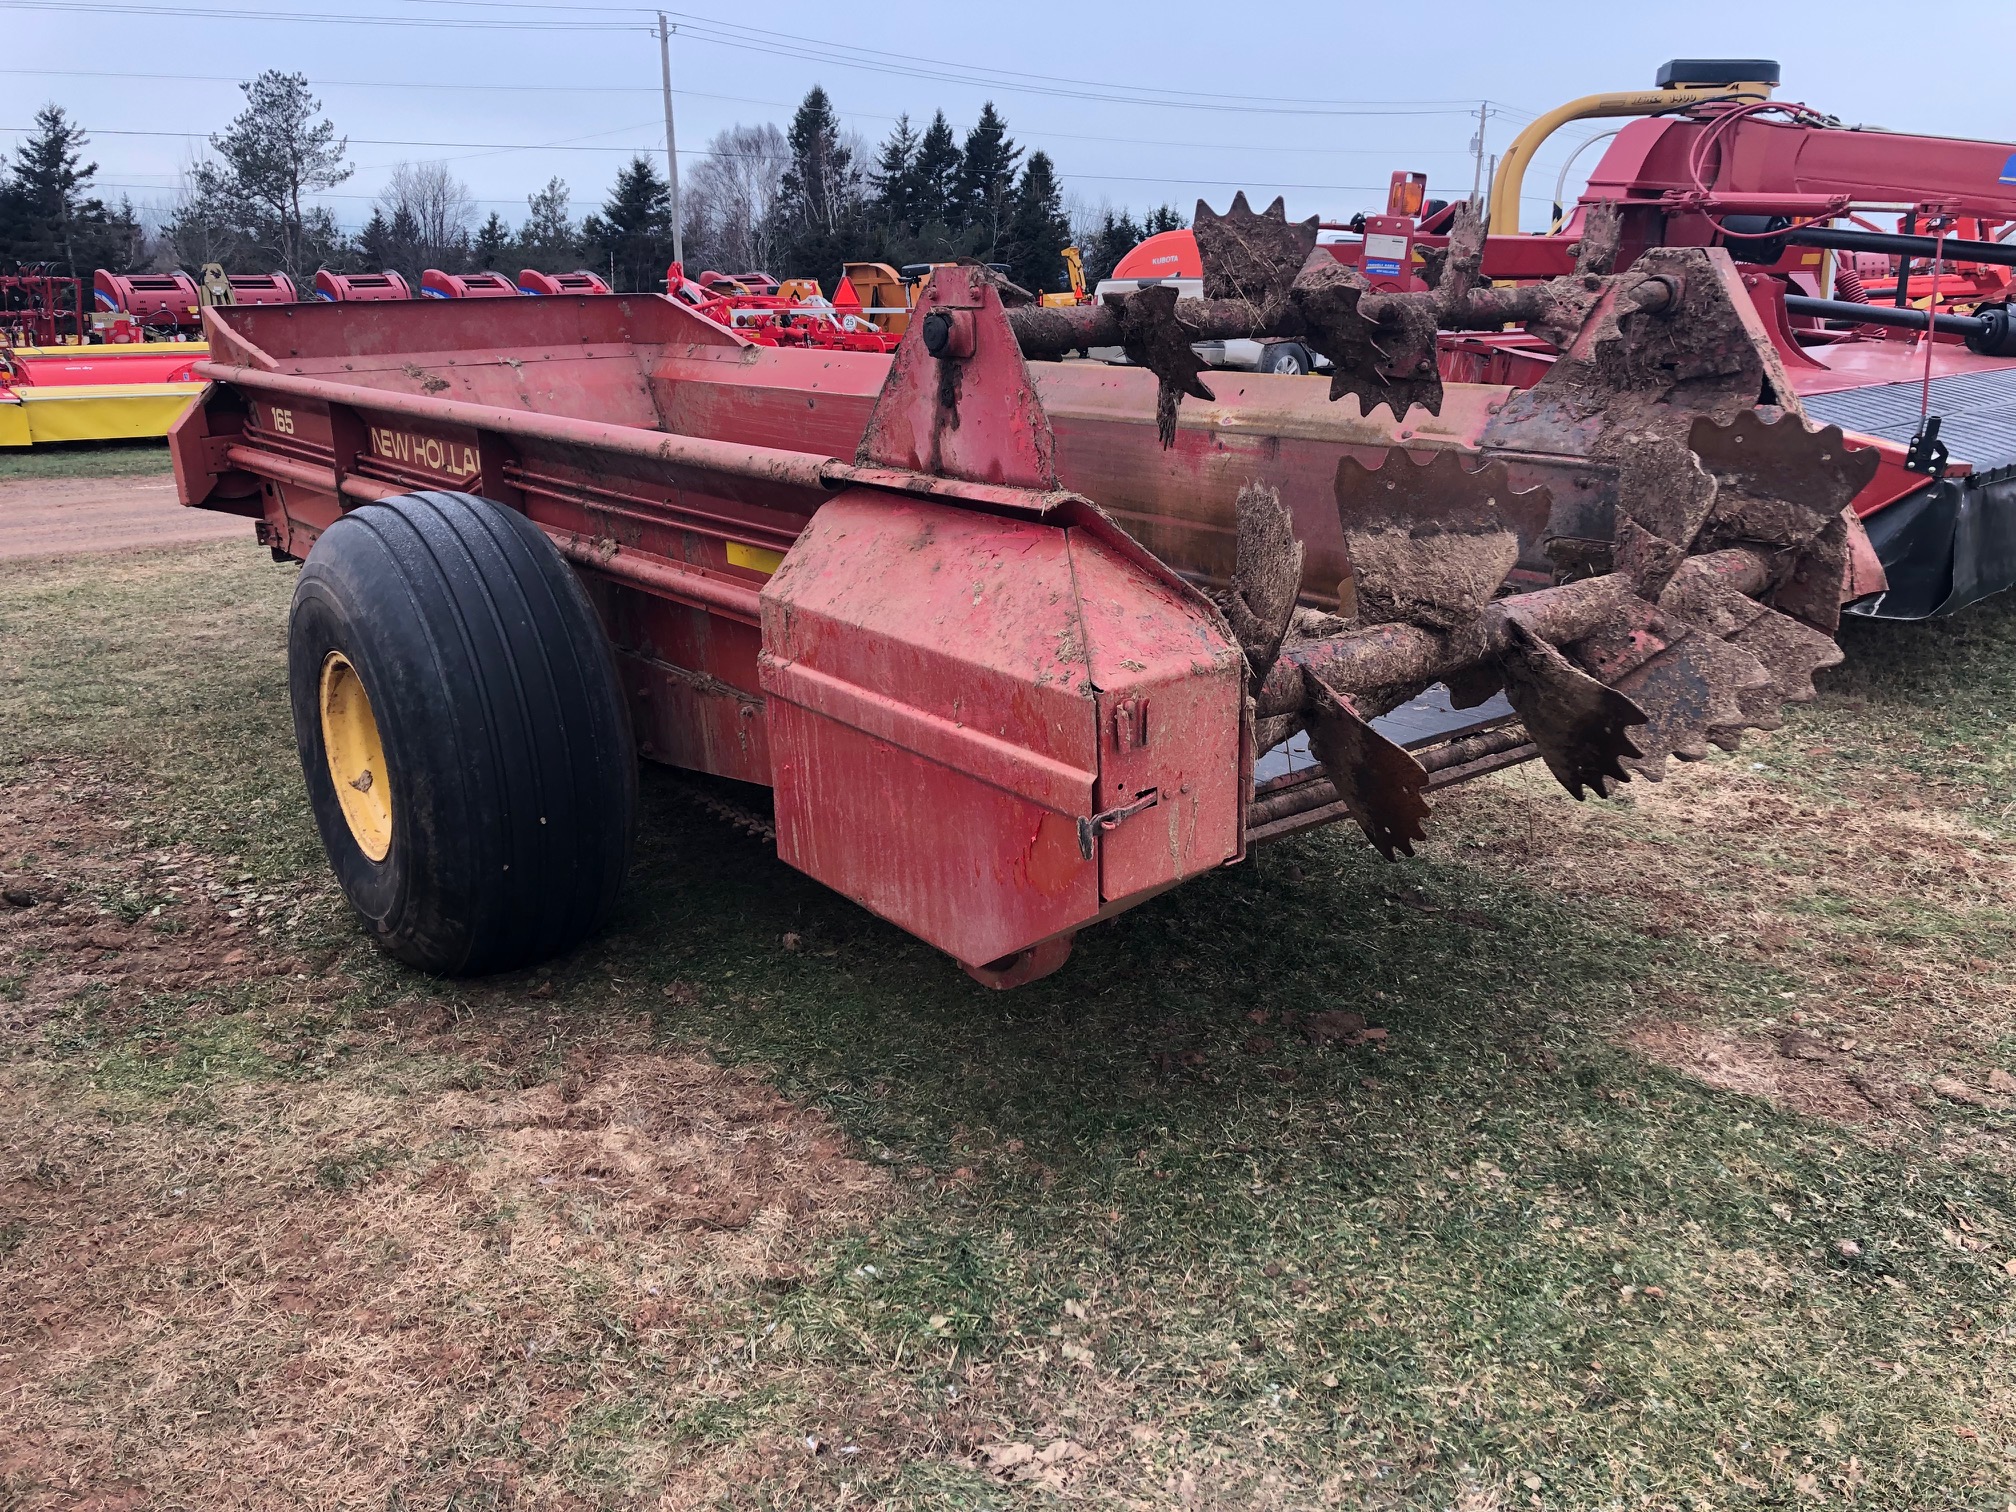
0,105,123,278
1081,209,1144,285
908,111,962,238
380,205,424,285
1079,204,1189,285
208,71,352,278
519,176,578,267
584,156,671,291
1001,151,1071,295
773,86,863,279
98,196,147,272
776,88,851,235
357,207,395,270
953,102,1020,255
0,172,20,266
472,211,510,269
868,114,919,233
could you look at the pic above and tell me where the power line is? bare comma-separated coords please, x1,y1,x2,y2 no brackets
12,123,1405,195
0,66,796,110
0,0,642,28
659,8,1489,111
0,68,1483,161
663,22,1499,116
0,124,748,153
0,69,1491,160
4,0,1525,117
386,0,1500,111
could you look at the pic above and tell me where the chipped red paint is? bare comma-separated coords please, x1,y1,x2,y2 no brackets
175,286,1250,981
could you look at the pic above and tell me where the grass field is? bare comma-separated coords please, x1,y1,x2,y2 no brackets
2,527,2014,1509
0,438,172,482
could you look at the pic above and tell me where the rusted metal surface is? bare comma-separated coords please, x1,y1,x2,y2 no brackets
1219,481,1303,684
854,263,1059,488
175,211,1885,983
1302,674,1430,859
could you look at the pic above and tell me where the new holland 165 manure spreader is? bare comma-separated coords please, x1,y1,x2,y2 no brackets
172,199,1884,987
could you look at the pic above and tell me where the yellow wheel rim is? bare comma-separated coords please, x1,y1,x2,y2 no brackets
319,651,393,862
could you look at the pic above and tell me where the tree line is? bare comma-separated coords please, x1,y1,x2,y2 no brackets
0,73,1186,298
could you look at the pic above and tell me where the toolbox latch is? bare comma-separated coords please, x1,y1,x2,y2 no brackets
1078,789,1159,860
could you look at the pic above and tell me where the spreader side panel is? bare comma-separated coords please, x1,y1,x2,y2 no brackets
759,492,1101,967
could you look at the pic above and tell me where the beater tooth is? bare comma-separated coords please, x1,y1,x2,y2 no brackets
1287,256,1446,419
1193,192,1320,311
1767,510,1853,635
1656,565,1844,706
1496,621,1646,800
1689,410,1880,550
1728,606,1844,706
1223,481,1305,682
1335,450,1548,631
1604,441,1717,588
1611,634,1775,780
1112,283,1216,447
1304,674,1431,859
1686,412,1881,636
1572,201,1623,275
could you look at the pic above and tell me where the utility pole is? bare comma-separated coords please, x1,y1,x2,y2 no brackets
1469,100,1488,206
658,12,682,268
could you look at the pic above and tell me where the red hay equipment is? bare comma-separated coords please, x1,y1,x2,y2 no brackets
517,269,613,296
93,269,202,333
313,270,414,302
420,269,523,299
175,224,1878,987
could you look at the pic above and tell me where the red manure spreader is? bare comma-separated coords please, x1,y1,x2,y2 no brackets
175,204,1878,986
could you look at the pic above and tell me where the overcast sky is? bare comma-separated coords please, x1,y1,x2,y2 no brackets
7,0,2014,239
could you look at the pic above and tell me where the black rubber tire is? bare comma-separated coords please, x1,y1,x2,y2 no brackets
1259,342,1312,376
288,490,636,975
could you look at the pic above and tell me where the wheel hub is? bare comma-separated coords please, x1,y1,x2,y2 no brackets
318,651,392,861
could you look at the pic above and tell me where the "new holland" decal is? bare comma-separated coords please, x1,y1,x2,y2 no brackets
369,425,479,481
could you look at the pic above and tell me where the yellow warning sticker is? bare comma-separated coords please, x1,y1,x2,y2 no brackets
726,541,786,575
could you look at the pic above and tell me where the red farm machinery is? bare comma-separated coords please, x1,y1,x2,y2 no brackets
1095,60,2016,619
174,194,1878,987
1347,60,2016,619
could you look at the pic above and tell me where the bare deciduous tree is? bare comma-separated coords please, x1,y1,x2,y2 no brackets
163,155,243,270
683,123,790,275
378,161,475,274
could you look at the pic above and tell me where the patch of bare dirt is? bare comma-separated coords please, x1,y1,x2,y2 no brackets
0,761,321,1038
1437,748,2016,1131
0,476,248,559
1624,1018,1934,1128
0,1037,891,1508
0,756,924,1506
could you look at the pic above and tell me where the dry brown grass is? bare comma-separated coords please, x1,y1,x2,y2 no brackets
1437,738,2016,1135
0,759,898,1509
2,1020,890,1508
0,759,317,1036
8,536,2016,1506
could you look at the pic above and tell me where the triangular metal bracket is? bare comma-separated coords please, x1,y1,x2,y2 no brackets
854,263,1059,491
